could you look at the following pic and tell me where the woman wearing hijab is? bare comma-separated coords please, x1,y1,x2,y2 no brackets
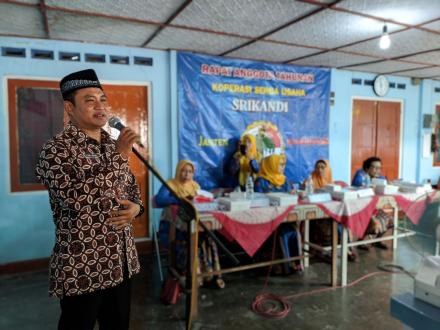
156,159,200,206
308,160,357,261
155,160,224,288
254,154,295,193
254,154,301,273
228,134,261,190
311,159,333,190
309,160,335,248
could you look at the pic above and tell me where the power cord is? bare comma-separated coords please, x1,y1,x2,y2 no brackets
251,259,415,319
377,263,416,279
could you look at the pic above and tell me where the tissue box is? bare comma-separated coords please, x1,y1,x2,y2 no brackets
372,178,387,186
217,198,251,212
196,189,214,199
250,193,270,208
393,181,433,194
306,193,332,203
266,193,298,206
322,184,341,192
194,201,218,212
356,188,375,198
331,190,358,201
399,186,427,194
374,184,399,195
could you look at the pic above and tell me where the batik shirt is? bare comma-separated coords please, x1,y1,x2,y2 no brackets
36,124,143,298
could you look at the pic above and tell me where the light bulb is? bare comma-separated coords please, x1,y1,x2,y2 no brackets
379,24,391,50
380,34,390,49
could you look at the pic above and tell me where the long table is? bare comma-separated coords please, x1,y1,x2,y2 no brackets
188,204,339,317
171,192,437,316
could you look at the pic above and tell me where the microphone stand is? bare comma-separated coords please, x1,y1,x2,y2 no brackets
131,147,239,329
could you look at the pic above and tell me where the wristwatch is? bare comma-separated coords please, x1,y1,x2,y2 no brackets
137,203,145,217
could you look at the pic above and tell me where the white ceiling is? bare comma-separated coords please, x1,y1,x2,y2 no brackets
1,0,440,79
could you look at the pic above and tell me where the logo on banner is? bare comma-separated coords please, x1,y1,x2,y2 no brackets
242,121,285,158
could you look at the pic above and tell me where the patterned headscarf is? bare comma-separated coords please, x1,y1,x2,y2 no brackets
311,159,333,189
167,160,200,198
238,134,260,186
257,154,286,187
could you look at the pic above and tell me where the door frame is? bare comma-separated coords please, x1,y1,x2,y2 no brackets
350,96,404,181
433,103,440,167
102,79,153,241
4,75,154,240
4,75,62,195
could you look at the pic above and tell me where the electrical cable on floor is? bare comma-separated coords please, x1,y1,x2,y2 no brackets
251,250,415,319
377,263,416,279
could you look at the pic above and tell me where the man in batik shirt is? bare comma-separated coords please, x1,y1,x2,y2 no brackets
36,69,144,330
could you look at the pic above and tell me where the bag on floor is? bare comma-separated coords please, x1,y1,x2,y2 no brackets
160,273,182,305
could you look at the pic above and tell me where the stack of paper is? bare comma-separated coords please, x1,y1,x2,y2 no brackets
217,198,251,211
266,193,298,206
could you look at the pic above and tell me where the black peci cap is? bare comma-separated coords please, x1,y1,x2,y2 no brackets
59,69,102,100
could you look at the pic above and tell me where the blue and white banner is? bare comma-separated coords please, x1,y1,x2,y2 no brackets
178,52,330,189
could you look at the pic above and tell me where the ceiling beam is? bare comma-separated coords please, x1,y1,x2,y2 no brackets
282,26,410,64
1,0,440,72
338,46,440,70
384,64,435,75
218,0,343,56
141,0,192,47
39,0,50,39
299,0,440,36
0,0,36,8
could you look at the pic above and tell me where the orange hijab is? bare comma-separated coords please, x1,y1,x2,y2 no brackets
238,134,261,186
311,160,333,189
257,154,286,187
167,160,200,198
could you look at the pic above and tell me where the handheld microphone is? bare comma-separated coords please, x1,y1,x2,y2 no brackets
108,116,145,148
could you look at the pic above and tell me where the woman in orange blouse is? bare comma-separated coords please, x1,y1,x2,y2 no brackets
311,159,333,190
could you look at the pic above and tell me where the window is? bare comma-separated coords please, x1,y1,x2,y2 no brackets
110,55,129,65
8,79,64,192
59,52,80,61
85,53,105,63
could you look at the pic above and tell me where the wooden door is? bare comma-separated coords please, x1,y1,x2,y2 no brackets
351,99,401,181
376,101,401,180
351,100,377,178
103,84,149,238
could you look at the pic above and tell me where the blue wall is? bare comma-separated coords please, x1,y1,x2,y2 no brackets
329,69,418,183
2,36,440,265
417,79,440,183
0,37,172,264
329,69,440,184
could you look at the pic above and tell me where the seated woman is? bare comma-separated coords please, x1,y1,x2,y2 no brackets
228,134,261,190
254,154,295,193
309,160,334,244
156,160,200,207
308,160,357,261
254,154,301,273
311,159,333,190
155,160,224,288
352,156,390,250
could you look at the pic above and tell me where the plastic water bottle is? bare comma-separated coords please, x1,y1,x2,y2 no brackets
305,175,314,195
364,175,371,187
245,176,254,200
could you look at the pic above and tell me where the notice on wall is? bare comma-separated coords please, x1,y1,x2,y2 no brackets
423,133,431,158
